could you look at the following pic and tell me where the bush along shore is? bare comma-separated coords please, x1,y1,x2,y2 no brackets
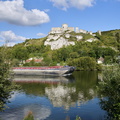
97,66,120,120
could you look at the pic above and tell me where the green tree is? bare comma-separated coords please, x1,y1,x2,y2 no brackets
69,52,79,58
12,45,29,62
97,68,120,120
57,47,71,62
115,33,120,51
104,56,113,64
68,57,98,70
115,32,120,43
0,48,19,111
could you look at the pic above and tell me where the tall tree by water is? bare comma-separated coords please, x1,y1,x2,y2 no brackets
0,47,19,111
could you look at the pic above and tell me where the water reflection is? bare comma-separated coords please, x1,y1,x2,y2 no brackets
0,71,106,120
45,71,98,110
45,85,76,110
13,75,75,84
0,103,51,120
14,71,98,110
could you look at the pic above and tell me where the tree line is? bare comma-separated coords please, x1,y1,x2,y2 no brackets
0,30,120,70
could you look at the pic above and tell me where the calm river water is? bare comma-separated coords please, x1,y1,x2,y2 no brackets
0,71,107,120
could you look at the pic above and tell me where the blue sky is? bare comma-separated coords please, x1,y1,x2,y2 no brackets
0,0,120,46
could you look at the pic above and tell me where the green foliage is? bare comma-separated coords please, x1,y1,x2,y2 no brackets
95,29,120,48
76,116,81,120
1,29,119,68
115,32,120,52
24,37,47,46
49,39,55,42
12,59,20,67
82,34,94,40
12,45,29,61
97,67,120,120
0,48,19,111
104,56,113,64
67,57,99,70
69,52,79,58
69,36,77,41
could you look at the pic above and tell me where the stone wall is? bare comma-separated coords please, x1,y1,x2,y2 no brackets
49,24,74,34
67,27,74,31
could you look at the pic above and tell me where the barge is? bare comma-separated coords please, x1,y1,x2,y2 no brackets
12,66,75,76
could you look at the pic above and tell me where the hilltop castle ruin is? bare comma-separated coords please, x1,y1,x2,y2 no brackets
49,24,98,35
49,24,74,34
44,24,101,50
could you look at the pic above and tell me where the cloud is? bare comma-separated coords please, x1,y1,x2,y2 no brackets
37,33,46,37
44,9,50,12
0,30,27,46
70,0,94,9
0,0,50,26
49,0,69,11
49,0,95,10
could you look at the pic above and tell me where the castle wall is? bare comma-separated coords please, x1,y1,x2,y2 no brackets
52,27,62,31
49,24,74,34
79,29,87,34
50,27,62,34
49,24,100,35
68,27,74,31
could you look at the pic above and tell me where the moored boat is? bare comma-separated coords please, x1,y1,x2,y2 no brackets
12,66,75,76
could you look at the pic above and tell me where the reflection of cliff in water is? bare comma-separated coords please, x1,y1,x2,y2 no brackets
45,71,98,110
16,71,98,110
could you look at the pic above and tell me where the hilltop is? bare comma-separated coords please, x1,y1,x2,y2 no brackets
23,24,120,51
1,25,120,70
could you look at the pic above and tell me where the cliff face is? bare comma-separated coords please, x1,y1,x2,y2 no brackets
44,24,98,50
44,32,76,50
44,31,97,50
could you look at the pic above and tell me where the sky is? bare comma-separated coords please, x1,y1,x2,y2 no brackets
0,0,120,46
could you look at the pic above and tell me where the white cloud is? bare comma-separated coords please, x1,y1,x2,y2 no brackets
50,0,69,11
37,33,46,37
0,30,27,46
44,9,50,12
0,0,50,26
70,0,94,9
49,0,95,10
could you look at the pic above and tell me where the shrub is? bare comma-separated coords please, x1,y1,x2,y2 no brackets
67,57,98,71
97,67,120,120
0,48,19,111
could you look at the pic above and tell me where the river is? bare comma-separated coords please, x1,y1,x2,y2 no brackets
0,71,106,120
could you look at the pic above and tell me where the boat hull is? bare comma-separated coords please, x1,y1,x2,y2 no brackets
12,66,75,76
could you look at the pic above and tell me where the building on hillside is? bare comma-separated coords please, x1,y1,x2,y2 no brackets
26,57,43,63
97,57,104,64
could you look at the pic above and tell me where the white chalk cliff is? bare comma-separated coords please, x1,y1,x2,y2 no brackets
44,24,99,50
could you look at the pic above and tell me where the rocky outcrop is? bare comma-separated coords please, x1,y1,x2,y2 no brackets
44,24,99,50
44,36,75,50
